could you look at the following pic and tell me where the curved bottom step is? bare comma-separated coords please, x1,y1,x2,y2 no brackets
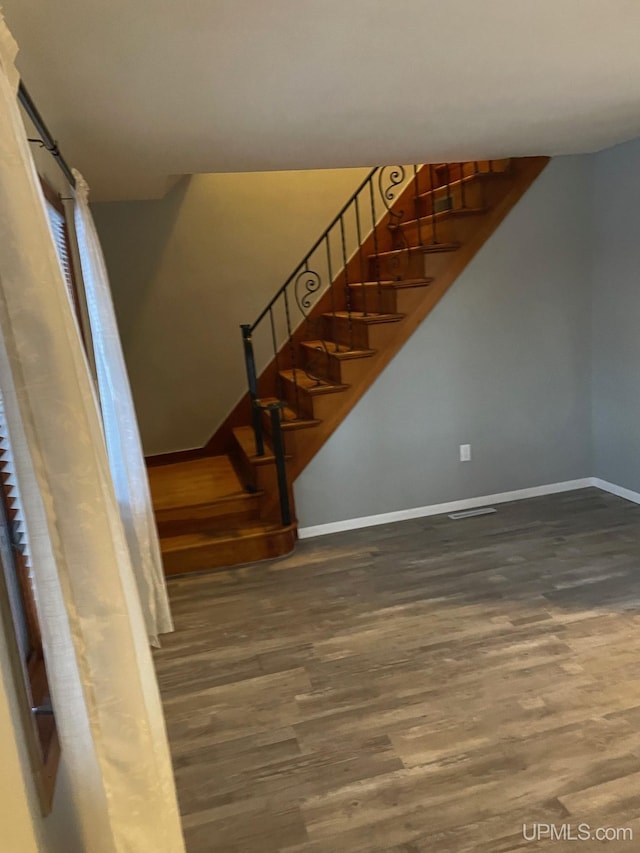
160,521,297,576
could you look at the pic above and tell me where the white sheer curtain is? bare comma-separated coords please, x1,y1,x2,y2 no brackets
0,17,185,853
73,172,173,645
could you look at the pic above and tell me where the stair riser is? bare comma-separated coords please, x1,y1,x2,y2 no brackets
350,288,398,314
303,352,337,384
334,358,369,386
299,342,375,384
232,449,283,517
157,509,261,537
281,374,316,419
299,345,335,382
422,249,458,280
397,216,456,248
324,315,404,350
323,315,370,349
262,414,318,460
350,285,430,315
161,526,297,575
281,372,349,421
307,390,348,421
278,425,305,460
416,180,485,218
154,497,261,536
232,447,258,491
367,250,425,282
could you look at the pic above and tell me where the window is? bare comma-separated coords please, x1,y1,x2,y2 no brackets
40,179,82,322
0,394,59,812
0,178,86,812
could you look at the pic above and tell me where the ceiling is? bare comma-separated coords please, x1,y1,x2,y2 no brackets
4,1,640,201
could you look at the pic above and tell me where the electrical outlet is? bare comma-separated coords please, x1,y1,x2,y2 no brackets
460,444,471,462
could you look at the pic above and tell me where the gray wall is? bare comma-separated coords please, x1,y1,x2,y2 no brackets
591,138,640,492
294,156,594,527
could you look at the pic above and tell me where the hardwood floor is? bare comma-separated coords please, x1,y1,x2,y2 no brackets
154,488,640,852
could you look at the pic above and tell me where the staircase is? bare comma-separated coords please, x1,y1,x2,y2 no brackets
148,157,549,575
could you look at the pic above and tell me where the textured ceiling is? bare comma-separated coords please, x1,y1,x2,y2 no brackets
4,1,640,201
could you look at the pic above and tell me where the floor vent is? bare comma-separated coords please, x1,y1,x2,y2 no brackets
448,507,497,520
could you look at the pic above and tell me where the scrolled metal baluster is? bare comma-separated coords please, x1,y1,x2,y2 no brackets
325,233,339,354
283,287,301,416
339,215,353,350
354,196,367,317
368,177,383,313
294,261,329,385
379,165,409,281
378,165,406,214
413,165,423,247
269,306,284,401
294,263,322,317
428,163,439,245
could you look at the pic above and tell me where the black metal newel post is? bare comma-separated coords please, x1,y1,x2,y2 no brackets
266,402,292,527
240,324,265,456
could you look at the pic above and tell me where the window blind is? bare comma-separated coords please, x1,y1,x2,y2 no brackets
0,392,36,661
45,202,76,308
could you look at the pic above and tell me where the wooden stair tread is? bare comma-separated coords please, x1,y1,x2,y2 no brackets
420,242,461,253
374,243,460,259
300,340,376,359
348,278,433,291
259,398,320,431
148,455,251,511
324,310,404,324
279,369,349,394
416,168,511,203
392,207,487,230
389,207,487,231
232,424,293,466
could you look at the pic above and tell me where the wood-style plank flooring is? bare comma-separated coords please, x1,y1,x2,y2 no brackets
154,488,640,852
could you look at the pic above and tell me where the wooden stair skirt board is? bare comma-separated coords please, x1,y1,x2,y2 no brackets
148,157,549,575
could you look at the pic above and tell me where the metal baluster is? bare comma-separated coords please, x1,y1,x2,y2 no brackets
428,164,438,245
269,306,284,401
413,165,423,247
265,402,292,527
325,233,338,353
339,215,353,350
444,163,452,213
488,159,494,174
460,162,467,209
354,197,367,317
283,288,300,416
240,324,264,456
368,177,382,313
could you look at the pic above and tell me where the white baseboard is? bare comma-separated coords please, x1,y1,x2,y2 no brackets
591,477,640,505
297,478,593,539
